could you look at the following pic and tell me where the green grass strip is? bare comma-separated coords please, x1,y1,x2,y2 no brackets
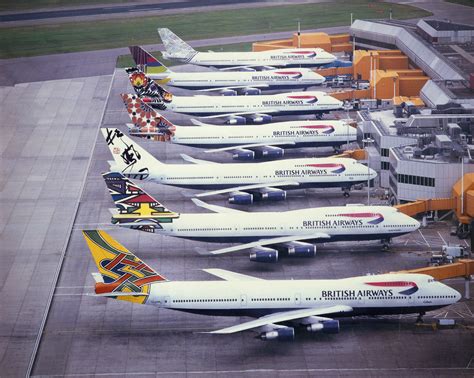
0,1,431,59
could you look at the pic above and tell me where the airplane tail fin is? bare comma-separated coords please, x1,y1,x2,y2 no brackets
121,94,176,142
125,67,173,110
157,28,197,62
83,229,167,304
129,46,173,85
102,127,165,177
102,171,179,232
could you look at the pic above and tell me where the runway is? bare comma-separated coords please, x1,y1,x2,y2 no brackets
9,69,471,376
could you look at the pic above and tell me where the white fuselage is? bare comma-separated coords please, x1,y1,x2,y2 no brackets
114,205,420,243
152,68,325,90
183,48,337,68
167,120,357,149
152,91,343,117
145,273,460,318
137,157,376,190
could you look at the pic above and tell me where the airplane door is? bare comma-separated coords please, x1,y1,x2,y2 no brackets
240,294,247,307
156,296,170,308
295,293,301,306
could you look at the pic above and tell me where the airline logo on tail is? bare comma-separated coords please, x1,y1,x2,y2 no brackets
103,172,179,232
126,67,173,110
366,281,419,295
121,94,176,141
83,230,166,304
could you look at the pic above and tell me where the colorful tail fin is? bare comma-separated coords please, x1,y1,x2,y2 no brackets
102,171,179,232
125,67,173,110
157,28,197,62
102,127,165,178
83,229,167,304
129,46,172,85
121,93,176,142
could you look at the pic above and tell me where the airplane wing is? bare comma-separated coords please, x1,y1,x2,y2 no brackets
206,233,331,255
206,305,353,334
202,269,264,281
194,181,300,198
196,84,270,92
191,198,246,214
204,141,296,153
180,154,220,165
218,65,281,72
199,109,280,120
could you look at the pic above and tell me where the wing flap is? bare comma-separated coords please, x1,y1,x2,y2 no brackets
206,233,331,255
191,198,246,214
195,181,300,198
203,269,264,281
204,141,296,153
207,305,352,334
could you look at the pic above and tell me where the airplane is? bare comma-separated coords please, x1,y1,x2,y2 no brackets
83,229,461,340
125,67,343,124
101,171,420,261
129,45,326,95
102,127,374,201
158,27,337,70
122,94,358,160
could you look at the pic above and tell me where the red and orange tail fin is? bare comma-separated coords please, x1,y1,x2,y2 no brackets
83,230,166,304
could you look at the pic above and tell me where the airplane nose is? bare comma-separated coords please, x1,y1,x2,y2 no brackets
412,218,421,230
454,288,462,302
369,167,377,179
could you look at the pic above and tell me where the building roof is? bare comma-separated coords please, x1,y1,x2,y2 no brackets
424,20,474,32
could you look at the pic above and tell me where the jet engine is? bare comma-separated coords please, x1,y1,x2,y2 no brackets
226,116,247,125
259,327,295,341
232,148,255,161
249,114,272,123
241,87,261,96
306,320,340,334
253,145,284,159
283,241,316,258
249,247,279,263
228,191,253,205
260,187,286,202
220,89,237,96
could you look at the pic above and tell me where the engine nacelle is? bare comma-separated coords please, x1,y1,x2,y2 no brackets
249,248,278,263
232,148,255,161
253,145,284,159
226,116,247,125
249,114,272,124
260,188,286,202
306,320,340,334
220,89,237,96
260,327,295,341
241,87,261,96
285,242,317,258
228,191,253,205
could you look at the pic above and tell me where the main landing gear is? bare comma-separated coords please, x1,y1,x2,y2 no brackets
381,238,392,251
342,187,351,198
416,311,425,323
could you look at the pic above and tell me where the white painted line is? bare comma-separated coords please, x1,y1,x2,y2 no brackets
418,229,430,247
437,231,447,246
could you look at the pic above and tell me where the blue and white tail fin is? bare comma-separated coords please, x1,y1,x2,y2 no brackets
126,67,173,110
101,128,164,179
102,171,179,232
157,28,197,62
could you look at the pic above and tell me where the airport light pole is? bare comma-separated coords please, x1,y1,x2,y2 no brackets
461,154,465,215
362,137,374,205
